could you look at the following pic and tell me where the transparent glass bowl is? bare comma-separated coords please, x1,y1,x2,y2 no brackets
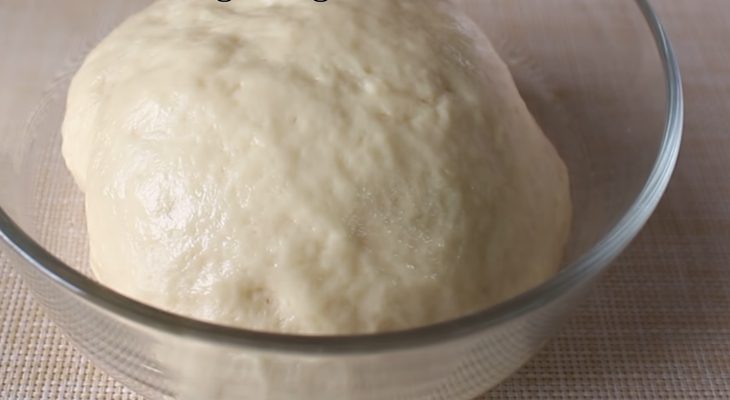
0,1,682,399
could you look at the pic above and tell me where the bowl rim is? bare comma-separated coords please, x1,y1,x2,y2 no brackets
0,0,683,355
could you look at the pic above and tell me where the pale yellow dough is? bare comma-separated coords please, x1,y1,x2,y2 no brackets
62,0,571,335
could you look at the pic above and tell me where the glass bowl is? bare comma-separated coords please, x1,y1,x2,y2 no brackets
0,0,682,399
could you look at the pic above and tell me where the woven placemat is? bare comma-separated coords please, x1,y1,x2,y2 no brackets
2,1,730,399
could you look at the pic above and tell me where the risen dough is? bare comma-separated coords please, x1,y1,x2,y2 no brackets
62,0,571,334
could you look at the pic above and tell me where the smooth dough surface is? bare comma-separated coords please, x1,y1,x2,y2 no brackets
62,0,571,335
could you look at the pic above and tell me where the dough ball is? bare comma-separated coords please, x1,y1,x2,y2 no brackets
62,0,571,334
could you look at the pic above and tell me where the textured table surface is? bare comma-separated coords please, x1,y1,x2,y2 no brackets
2,1,730,399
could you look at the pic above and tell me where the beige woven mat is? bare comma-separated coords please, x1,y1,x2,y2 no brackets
2,1,730,399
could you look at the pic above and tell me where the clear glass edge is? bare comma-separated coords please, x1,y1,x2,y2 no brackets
0,0,684,355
